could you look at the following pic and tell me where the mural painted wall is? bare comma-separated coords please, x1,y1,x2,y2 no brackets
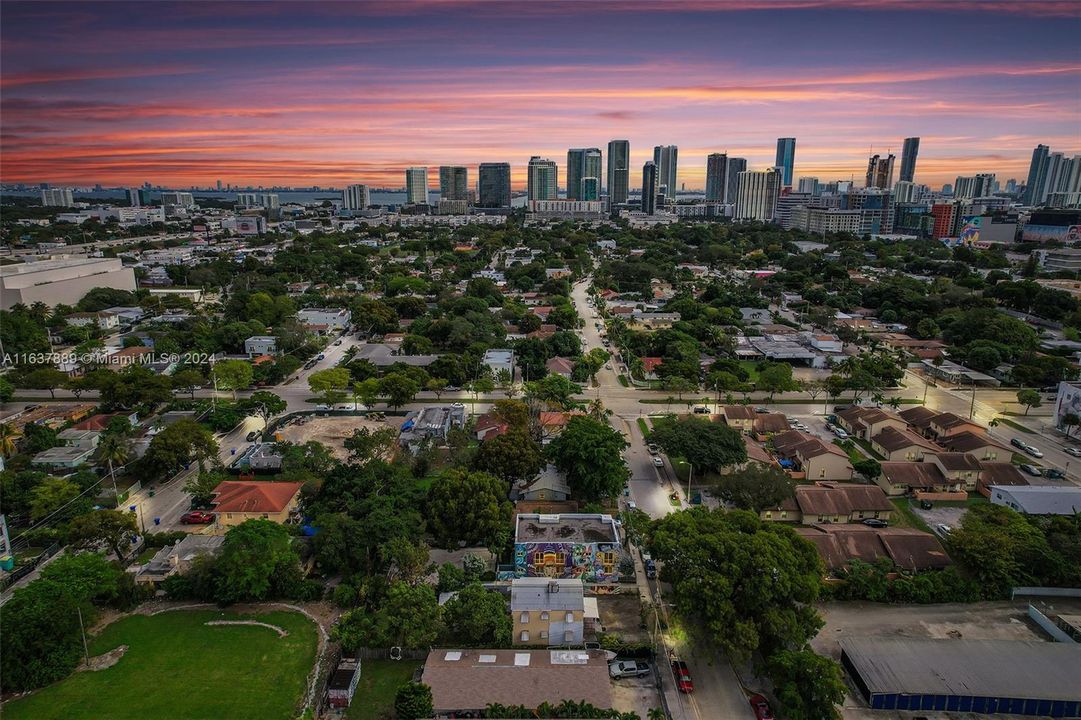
510,541,623,583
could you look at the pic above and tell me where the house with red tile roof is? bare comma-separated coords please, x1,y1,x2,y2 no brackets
211,480,303,527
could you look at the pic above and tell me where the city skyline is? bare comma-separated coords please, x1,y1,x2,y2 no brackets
1,1,1079,188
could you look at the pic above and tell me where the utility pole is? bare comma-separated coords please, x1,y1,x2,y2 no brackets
77,607,90,666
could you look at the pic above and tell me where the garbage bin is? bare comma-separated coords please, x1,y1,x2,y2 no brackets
149,490,155,498
154,517,161,526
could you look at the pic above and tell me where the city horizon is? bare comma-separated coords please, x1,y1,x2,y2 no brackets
2,1,1079,189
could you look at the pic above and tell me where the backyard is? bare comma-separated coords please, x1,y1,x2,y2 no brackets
3,609,319,720
346,660,424,720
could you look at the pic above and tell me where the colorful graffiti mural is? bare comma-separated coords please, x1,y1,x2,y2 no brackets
512,541,623,582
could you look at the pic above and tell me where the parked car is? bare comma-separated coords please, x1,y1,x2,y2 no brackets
245,430,259,442
1019,464,1043,477
832,426,849,439
608,660,650,679
749,694,775,720
862,518,888,528
317,353,326,361
652,456,664,467
693,406,710,414
1065,447,1081,458
180,511,215,525
1024,445,1044,458
1011,437,1027,449
919,499,934,509
644,557,657,579
1044,468,1065,479
754,407,769,414
647,444,660,455
833,405,850,413
671,659,694,693
333,339,343,346
934,523,952,537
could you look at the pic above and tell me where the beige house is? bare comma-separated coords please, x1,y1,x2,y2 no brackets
870,426,942,462
761,483,894,524
927,412,983,440
924,452,982,491
772,430,854,481
720,405,757,434
510,578,585,646
210,480,303,527
835,406,906,441
877,462,961,496
940,431,1008,462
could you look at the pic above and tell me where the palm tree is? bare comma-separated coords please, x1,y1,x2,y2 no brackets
0,422,18,458
96,432,130,501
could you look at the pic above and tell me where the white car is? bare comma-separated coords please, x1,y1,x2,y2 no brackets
832,427,849,439
1066,447,1081,458
652,456,664,467
1024,445,1044,458
935,523,952,537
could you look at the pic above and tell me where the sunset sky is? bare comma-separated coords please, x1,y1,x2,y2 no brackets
2,0,1079,190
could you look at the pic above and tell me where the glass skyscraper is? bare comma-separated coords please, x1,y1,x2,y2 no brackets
607,139,630,205
705,153,728,202
652,145,678,197
477,163,511,207
527,156,558,200
899,137,920,183
774,137,796,188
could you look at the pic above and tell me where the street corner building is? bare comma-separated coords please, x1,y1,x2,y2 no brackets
839,637,1081,717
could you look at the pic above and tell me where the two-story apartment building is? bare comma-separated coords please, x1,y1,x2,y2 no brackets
772,430,854,481
510,578,585,646
720,405,757,435
836,406,906,441
939,431,1008,462
762,483,894,524
511,513,623,583
871,426,942,462
877,462,960,497
297,307,351,332
924,452,982,492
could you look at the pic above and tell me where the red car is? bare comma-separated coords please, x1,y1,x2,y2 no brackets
180,511,215,525
749,694,774,720
671,659,694,694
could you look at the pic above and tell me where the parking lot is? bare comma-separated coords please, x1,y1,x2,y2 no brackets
609,672,663,719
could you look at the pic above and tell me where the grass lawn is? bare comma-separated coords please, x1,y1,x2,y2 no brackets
889,498,932,533
346,660,422,720
636,417,651,437
3,609,319,720
133,545,158,564
852,437,885,460
995,417,1033,434
618,374,629,387
738,360,761,383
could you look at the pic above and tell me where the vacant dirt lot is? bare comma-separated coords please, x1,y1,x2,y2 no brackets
275,414,403,460
596,592,649,642
610,673,663,719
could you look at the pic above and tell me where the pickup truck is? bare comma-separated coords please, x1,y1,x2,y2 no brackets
609,660,651,679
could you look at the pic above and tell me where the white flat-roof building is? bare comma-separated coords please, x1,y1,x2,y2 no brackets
482,349,515,379
1,257,136,310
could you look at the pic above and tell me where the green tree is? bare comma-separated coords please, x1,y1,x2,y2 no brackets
853,458,882,481
711,465,796,512
171,368,206,399
547,416,629,501
427,469,513,549
662,376,697,400
335,581,442,650
67,509,140,560
767,648,847,720
946,503,1057,597
648,416,747,473
240,390,287,427
213,519,300,605
1016,389,1042,416
0,421,18,458
649,508,824,660
394,682,434,720
0,579,84,692
39,552,125,606
441,583,512,645
30,477,81,521
473,429,545,482
524,374,582,410
95,431,130,501
353,377,381,410
380,372,421,409
212,359,253,400
0,375,15,403
343,426,398,463
312,512,369,575
757,362,798,401
21,367,67,399
183,470,225,506
308,367,352,406
143,417,219,474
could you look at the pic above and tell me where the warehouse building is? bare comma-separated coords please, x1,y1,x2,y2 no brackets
839,637,1081,717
